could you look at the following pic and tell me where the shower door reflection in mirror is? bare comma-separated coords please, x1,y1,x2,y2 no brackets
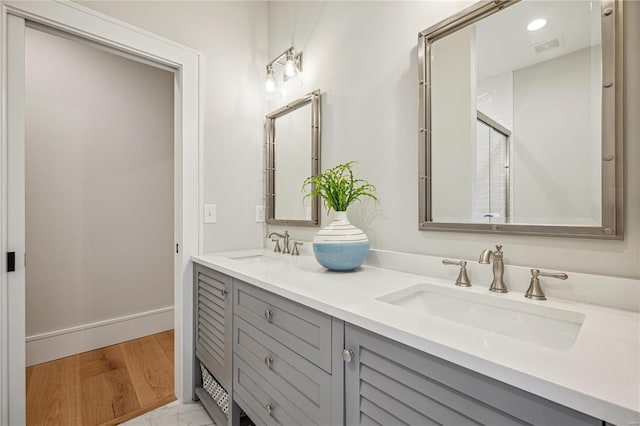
473,112,510,223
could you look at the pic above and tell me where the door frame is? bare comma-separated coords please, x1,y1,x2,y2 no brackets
0,1,203,424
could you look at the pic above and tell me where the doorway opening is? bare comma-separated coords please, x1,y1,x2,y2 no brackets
23,24,176,425
2,3,201,423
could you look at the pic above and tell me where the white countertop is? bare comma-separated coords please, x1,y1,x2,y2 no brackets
192,249,640,425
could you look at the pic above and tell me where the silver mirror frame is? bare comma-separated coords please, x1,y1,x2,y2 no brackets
417,0,624,239
265,90,321,226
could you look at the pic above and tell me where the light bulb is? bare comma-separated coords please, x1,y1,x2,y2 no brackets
265,67,278,92
284,51,298,78
527,18,547,31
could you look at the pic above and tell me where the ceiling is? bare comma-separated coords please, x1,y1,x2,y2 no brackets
471,0,602,80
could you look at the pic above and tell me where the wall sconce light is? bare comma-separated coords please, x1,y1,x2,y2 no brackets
265,47,302,97
265,65,278,92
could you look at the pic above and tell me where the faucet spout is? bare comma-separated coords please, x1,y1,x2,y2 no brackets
267,230,290,254
478,244,508,293
478,248,494,264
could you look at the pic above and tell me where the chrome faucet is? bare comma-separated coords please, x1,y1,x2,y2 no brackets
267,230,290,254
479,244,508,293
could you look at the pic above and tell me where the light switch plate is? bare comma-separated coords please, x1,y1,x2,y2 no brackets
204,204,216,224
256,205,265,223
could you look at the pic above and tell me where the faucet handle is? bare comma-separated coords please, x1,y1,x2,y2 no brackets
271,238,282,253
525,269,568,301
291,241,303,256
442,259,471,287
495,244,503,252
537,270,568,280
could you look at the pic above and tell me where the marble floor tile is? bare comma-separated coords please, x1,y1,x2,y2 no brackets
121,400,215,426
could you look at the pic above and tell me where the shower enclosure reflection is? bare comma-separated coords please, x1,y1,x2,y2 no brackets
474,112,510,223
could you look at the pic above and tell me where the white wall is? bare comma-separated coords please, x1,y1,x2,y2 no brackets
513,46,601,225
78,0,268,253
477,72,513,132
430,26,475,222
265,1,640,280
25,28,174,337
273,105,312,221
76,1,639,280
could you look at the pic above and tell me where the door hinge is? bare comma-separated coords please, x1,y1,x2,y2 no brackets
176,243,179,254
7,252,15,272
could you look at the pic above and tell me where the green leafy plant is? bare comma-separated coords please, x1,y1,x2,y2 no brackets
303,161,378,213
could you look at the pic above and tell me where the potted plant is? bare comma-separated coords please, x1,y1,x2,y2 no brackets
303,161,377,271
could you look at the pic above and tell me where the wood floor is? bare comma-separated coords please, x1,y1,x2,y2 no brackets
26,330,176,426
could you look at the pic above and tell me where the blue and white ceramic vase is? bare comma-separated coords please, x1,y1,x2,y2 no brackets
313,211,369,271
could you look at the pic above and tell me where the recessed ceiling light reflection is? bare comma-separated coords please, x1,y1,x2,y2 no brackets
527,18,547,31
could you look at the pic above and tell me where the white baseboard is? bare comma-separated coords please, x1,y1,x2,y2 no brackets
26,306,174,367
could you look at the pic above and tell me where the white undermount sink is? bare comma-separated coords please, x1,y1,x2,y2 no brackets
377,283,585,350
227,253,285,265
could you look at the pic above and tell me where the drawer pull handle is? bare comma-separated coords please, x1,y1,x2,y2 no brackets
265,403,274,415
264,309,273,321
220,288,228,297
342,348,354,363
264,356,273,368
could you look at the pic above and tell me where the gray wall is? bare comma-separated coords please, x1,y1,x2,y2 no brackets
25,28,175,336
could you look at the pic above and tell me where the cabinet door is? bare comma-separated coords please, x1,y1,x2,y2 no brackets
194,265,233,391
344,324,600,426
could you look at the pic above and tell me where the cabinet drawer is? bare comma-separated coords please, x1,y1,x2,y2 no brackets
234,281,332,372
234,316,332,425
234,354,316,426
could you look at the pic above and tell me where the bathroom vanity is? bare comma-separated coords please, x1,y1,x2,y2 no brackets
192,251,639,426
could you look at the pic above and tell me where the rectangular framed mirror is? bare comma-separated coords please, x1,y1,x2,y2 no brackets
266,90,321,226
418,0,623,238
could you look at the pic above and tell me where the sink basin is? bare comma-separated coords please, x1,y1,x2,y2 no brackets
377,284,585,350
227,253,285,265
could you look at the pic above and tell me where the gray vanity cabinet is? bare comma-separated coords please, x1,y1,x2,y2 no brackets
194,264,233,391
344,324,601,426
192,262,608,426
